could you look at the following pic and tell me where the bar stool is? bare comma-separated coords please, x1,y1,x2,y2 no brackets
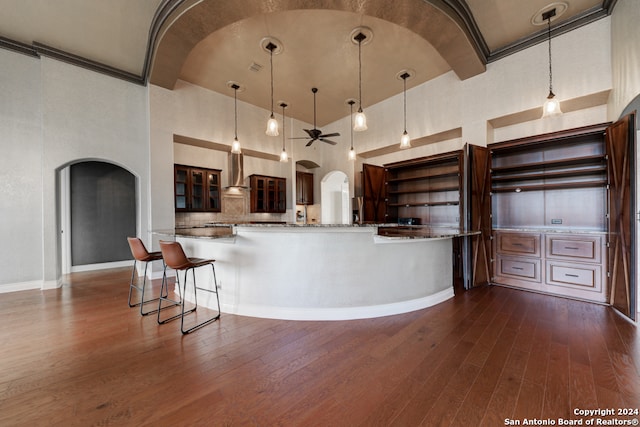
158,241,221,334
127,237,171,316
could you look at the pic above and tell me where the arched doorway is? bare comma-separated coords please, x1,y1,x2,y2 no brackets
321,170,350,224
60,160,137,273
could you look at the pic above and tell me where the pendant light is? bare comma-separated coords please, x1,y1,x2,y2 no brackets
231,83,241,154
353,31,368,131
265,42,279,136
399,71,411,149
279,102,288,162
347,100,356,160
542,8,562,117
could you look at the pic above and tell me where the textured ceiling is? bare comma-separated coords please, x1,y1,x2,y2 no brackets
0,0,610,126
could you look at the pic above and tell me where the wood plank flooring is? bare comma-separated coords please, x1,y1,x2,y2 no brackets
0,268,638,426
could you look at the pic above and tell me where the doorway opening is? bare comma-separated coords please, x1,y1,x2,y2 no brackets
60,160,137,273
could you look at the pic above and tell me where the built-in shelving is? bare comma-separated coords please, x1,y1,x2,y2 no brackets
384,151,463,227
489,123,613,304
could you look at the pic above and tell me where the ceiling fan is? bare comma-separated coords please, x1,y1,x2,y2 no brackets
290,87,340,146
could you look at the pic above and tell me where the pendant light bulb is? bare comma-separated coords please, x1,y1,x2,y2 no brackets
400,131,411,149
266,114,279,136
543,91,562,117
280,148,288,162
354,108,367,131
231,137,241,154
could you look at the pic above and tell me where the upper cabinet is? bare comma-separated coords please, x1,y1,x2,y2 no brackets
296,171,314,205
250,174,286,213
490,124,609,231
174,164,221,212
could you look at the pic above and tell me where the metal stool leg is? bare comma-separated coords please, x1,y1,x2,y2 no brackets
157,264,194,325
128,259,168,316
180,264,221,334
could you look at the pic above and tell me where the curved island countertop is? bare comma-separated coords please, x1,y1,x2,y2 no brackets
154,224,472,321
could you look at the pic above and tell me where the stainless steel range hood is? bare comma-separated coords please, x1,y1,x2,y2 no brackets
226,152,248,188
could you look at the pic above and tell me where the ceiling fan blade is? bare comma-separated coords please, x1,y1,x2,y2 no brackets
305,139,315,147
320,139,338,145
319,132,340,138
303,129,315,137
289,137,313,139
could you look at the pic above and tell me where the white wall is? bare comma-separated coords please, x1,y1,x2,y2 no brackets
610,0,640,120
0,50,151,291
0,49,44,288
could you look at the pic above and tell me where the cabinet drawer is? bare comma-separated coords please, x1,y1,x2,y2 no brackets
496,233,541,257
545,235,602,262
496,257,541,282
546,261,601,291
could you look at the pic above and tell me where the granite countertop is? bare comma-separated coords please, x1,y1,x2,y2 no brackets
204,222,397,228
377,226,481,239
493,227,607,235
154,226,235,239
154,223,479,240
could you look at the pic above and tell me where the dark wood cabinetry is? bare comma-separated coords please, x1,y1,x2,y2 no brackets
250,174,286,213
174,164,221,212
490,118,636,314
384,151,463,228
296,171,314,205
364,144,491,289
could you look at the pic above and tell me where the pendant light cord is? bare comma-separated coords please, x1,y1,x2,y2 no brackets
282,104,286,150
358,39,363,110
350,102,354,149
234,86,238,139
547,16,553,94
270,48,275,116
403,76,407,132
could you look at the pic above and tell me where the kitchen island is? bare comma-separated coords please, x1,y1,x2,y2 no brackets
154,224,473,320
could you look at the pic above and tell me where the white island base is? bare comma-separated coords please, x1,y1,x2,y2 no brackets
171,225,454,321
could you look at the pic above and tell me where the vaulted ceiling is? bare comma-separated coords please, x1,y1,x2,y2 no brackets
0,0,615,126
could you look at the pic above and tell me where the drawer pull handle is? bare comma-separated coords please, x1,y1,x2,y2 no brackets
565,273,580,278
564,246,580,250
512,267,524,270
512,243,524,246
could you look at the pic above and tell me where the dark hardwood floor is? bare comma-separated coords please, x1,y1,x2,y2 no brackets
0,268,638,426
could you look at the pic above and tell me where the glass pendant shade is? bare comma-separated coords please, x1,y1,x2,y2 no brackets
280,148,288,162
400,131,411,149
348,147,356,161
266,114,279,136
231,137,241,154
542,91,562,117
354,108,367,131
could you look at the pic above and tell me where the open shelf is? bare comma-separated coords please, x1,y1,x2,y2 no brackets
491,154,606,175
386,170,459,184
383,150,464,226
387,185,459,195
491,165,606,183
387,200,460,207
492,179,607,193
